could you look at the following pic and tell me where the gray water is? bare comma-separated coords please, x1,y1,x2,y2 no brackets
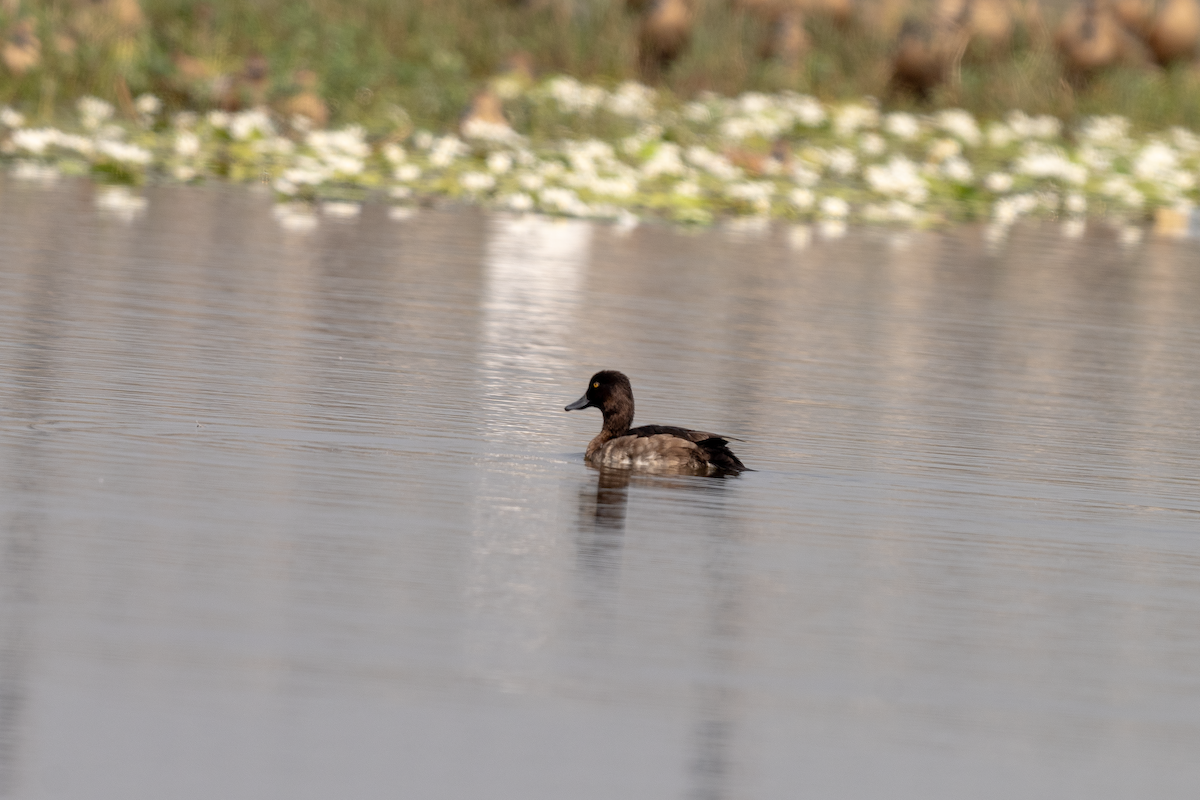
1,178,1199,799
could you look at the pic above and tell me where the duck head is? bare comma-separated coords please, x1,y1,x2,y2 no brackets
565,370,635,433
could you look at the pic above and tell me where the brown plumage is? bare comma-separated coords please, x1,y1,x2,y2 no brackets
961,0,1016,54
2,19,41,75
763,7,811,66
565,371,748,475
1145,0,1200,64
281,69,328,128
1055,0,1140,76
891,17,966,97
639,0,694,81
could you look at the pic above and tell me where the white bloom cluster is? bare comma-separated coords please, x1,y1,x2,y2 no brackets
230,109,275,141
78,97,114,132
95,140,152,166
865,156,929,203
545,76,608,115
1014,145,1087,185
0,107,25,129
11,76,1200,235
936,109,981,146
607,82,656,119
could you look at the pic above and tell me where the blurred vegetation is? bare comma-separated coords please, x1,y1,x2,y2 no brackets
3,0,1200,133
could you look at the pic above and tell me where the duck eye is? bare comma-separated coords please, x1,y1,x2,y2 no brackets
592,382,599,388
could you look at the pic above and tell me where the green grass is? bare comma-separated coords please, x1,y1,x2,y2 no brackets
4,0,1200,133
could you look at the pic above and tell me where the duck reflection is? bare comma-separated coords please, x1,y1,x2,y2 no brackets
574,467,631,579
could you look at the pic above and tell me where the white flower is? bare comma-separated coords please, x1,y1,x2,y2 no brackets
1014,145,1087,185
135,94,162,117
640,142,685,178
789,188,815,210
230,108,274,140
12,128,59,155
936,109,981,146
428,135,466,167
683,101,712,123
865,156,929,203
984,172,1013,193
395,163,421,182
1133,141,1182,182
942,156,973,184
927,138,962,163
1065,193,1087,215
462,117,520,142
0,107,26,128
887,200,918,222
674,180,700,198
1170,127,1200,154
383,143,406,165
826,148,857,176
539,186,590,216
175,131,201,158
787,94,827,127
987,123,1015,149
819,196,850,218
546,76,607,114
834,103,878,137
518,172,544,191
860,133,886,156
607,82,656,119
686,146,741,181
487,151,513,174
459,171,496,193
727,180,774,213
1006,110,1061,140
1102,176,1144,208
884,112,921,140
1079,115,1131,148
96,140,153,165
206,110,231,130
78,97,115,131
790,164,820,187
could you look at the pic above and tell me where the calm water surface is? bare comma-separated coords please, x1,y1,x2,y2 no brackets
1,179,1199,799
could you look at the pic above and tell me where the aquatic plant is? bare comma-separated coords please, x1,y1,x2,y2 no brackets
2,79,1197,241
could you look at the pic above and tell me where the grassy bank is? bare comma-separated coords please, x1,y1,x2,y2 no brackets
4,0,1200,133
3,1,1200,238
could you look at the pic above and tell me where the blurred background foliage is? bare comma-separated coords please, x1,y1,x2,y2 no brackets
3,0,1200,132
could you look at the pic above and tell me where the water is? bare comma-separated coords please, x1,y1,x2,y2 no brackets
2,179,1199,799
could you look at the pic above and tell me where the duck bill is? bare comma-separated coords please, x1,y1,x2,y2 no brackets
564,394,592,411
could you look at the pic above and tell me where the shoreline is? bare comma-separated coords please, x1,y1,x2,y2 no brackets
3,77,1198,240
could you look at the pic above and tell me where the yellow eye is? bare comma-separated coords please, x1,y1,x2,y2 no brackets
592,382,599,388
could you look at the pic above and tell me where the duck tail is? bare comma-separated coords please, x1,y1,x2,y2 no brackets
697,437,751,474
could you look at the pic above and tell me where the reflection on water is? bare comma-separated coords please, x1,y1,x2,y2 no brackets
1,179,1200,799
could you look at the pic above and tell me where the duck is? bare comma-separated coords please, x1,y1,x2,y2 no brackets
565,370,748,475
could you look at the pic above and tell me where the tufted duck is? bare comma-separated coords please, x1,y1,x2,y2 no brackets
565,370,748,475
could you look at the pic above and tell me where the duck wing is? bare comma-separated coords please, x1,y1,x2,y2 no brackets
626,424,726,442
626,425,749,473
